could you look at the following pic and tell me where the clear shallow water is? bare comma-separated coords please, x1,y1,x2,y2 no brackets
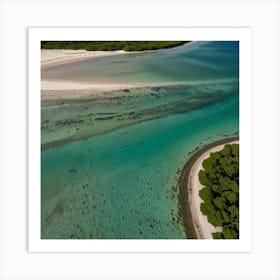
42,41,239,83
41,81,238,148
41,41,239,239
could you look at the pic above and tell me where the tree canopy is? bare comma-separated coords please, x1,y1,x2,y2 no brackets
198,143,239,239
41,41,187,52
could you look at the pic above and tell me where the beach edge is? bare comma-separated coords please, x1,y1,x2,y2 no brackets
178,136,239,239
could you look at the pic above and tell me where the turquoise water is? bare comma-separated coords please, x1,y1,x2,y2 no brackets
42,41,239,83
41,41,239,239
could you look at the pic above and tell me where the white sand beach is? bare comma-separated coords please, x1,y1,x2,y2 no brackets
41,83,142,101
41,49,125,68
41,80,141,92
188,140,239,239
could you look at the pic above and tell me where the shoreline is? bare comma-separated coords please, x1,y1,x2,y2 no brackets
41,49,126,69
41,49,161,69
40,42,199,95
41,42,194,69
178,136,239,239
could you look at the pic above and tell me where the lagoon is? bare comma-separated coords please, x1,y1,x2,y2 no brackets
41,41,239,239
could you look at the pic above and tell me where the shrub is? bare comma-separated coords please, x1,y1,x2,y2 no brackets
41,41,187,51
198,143,239,239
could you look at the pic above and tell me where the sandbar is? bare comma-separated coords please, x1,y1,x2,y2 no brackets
40,79,188,101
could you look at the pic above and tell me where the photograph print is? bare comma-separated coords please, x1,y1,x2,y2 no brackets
40,40,239,240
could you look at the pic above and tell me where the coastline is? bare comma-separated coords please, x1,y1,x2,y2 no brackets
178,136,239,239
41,42,193,69
41,49,161,69
41,49,126,69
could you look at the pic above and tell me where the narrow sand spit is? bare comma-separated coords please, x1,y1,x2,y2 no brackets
179,137,239,239
40,79,185,96
41,80,141,92
41,49,125,68
40,80,183,101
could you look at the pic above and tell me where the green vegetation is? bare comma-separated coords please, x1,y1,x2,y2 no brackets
41,41,187,52
198,144,239,239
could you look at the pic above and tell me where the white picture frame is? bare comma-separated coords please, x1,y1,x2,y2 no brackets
1,1,279,279
29,27,252,253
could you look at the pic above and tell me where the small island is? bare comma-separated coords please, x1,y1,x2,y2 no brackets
179,138,239,239
199,143,239,239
